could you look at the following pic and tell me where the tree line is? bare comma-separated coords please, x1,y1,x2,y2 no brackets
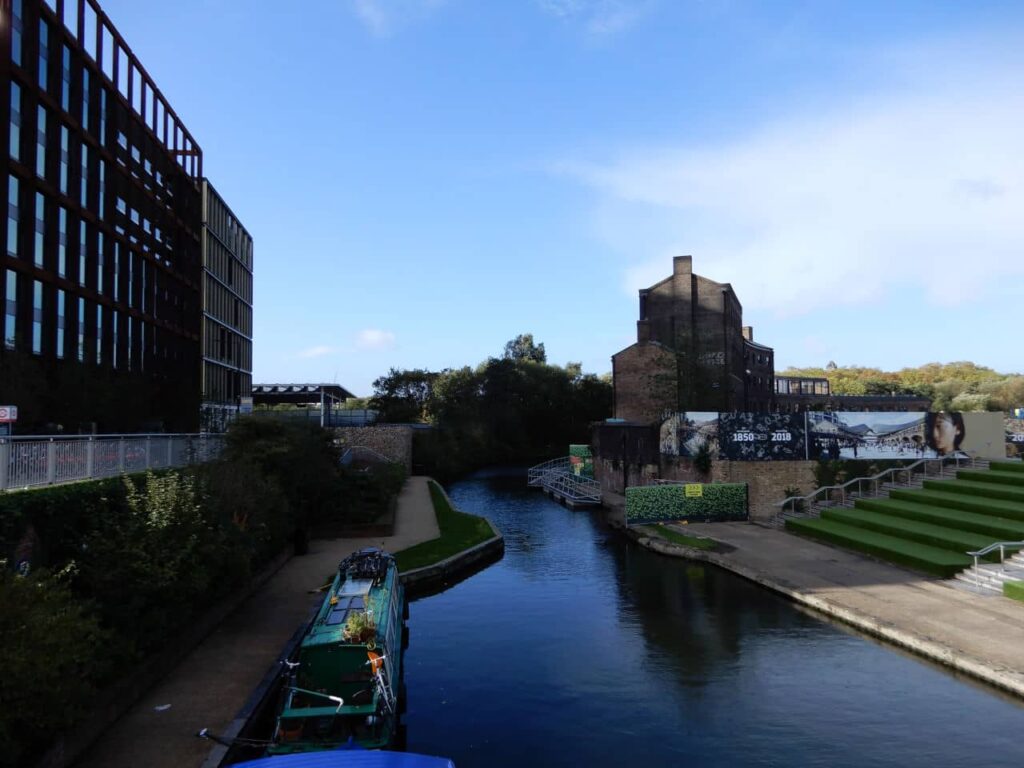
369,334,613,477
779,361,1024,412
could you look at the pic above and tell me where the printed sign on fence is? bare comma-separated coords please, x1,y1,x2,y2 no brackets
684,484,703,498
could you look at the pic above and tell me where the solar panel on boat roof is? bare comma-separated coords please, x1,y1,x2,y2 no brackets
327,595,365,625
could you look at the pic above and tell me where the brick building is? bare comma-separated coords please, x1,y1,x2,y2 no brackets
612,255,774,422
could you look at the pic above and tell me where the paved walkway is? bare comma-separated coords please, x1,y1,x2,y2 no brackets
667,522,1024,697
76,477,440,768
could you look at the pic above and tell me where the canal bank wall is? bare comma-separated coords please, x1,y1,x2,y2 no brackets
619,518,1024,700
400,482,504,596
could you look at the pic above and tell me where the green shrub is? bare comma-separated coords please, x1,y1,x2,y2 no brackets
626,483,747,524
0,563,107,768
1004,580,1024,603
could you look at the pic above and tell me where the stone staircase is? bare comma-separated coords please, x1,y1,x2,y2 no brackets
952,551,1024,596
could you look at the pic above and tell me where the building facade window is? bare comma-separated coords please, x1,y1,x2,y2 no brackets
61,46,72,112
11,0,24,67
33,192,45,268
79,219,87,286
32,279,42,354
80,143,89,206
77,296,84,361
3,271,16,350
95,303,102,364
82,69,90,134
7,175,19,258
10,82,21,161
112,241,120,301
36,106,47,178
38,20,49,91
96,231,104,294
59,125,69,194
58,206,67,277
111,309,118,369
56,288,65,359
98,159,105,218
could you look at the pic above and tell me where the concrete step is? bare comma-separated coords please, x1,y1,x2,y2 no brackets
951,562,1024,596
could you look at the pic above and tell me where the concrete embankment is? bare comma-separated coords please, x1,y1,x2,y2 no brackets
626,519,1024,699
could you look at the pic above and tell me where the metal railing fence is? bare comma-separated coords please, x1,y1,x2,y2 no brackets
769,454,987,528
0,433,223,491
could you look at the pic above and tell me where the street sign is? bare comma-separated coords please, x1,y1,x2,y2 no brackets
0,405,17,422
239,397,253,415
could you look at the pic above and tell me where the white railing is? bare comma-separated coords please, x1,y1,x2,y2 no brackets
967,540,1024,575
527,456,571,486
0,434,223,491
770,454,987,528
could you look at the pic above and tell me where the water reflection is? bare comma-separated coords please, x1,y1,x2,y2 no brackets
404,470,1024,768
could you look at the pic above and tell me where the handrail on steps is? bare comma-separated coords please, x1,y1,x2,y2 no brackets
966,540,1024,577
772,453,985,525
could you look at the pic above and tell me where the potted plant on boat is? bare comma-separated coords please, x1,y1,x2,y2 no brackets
343,609,376,643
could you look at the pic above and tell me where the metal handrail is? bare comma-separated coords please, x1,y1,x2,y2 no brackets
771,454,986,527
527,456,571,486
966,540,1024,576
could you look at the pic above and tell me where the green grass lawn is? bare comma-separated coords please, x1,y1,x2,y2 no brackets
394,481,495,572
640,524,718,551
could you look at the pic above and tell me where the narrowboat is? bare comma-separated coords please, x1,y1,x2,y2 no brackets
266,548,407,754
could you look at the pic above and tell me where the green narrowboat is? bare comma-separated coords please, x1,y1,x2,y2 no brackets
267,548,406,754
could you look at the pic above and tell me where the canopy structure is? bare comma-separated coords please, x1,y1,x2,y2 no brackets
252,384,356,408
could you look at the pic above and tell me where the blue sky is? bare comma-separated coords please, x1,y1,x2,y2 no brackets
97,0,1024,395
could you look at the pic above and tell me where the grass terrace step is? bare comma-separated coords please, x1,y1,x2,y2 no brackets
889,488,1024,521
921,478,1024,504
990,461,1024,474
854,498,1024,539
785,518,972,577
820,508,999,557
956,469,1024,488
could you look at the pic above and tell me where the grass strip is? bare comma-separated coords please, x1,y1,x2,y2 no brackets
639,524,718,550
990,461,1024,474
855,498,1024,539
1004,580,1024,603
786,518,971,577
394,480,494,572
821,508,998,557
921,479,1024,504
956,469,1024,488
889,489,1024,521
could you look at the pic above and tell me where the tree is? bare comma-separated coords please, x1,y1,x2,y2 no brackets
503,333,546,364
369,368,437,423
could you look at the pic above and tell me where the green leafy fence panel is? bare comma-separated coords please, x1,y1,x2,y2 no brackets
569,444,594,478
625,483,748,524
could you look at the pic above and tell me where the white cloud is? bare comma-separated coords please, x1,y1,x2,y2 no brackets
562,44,1024,316
351,0,447,36
297,345,335,359
536,0,651,38
355,329,397,350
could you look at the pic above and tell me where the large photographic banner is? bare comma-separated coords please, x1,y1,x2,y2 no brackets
806,412,927,460
660,410,1012,461
660,412,720,458
718,413,807,460
1005,418,1024,459
957,412,1007,459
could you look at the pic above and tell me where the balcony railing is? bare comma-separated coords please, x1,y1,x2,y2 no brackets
0,434,223,491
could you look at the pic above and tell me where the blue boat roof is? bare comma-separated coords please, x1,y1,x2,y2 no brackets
231,753,455,768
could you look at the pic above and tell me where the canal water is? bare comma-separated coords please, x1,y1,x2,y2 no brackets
403,469,1024,767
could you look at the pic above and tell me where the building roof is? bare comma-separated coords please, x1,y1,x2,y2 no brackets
252,383,356,404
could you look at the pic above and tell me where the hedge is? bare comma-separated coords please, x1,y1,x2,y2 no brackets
625,483,747,524
1004,580,1024,603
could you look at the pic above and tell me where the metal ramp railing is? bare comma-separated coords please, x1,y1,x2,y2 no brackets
527,457,601,505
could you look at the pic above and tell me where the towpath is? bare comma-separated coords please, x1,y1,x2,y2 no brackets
75,476,440,768
662,522,1024,698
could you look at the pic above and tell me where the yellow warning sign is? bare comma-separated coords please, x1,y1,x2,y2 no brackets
684,484,703,498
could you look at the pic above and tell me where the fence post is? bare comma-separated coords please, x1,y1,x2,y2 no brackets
145,436,152,469
0,440,9,490
86,437,95,478
46,439,57,485
118,438,126,473
166,437,173,467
